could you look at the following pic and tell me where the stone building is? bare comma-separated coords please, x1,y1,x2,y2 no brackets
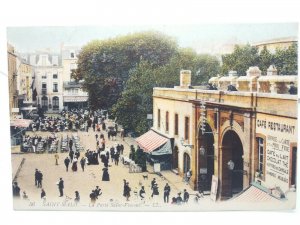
139,68,297,202
251,36,297,54
7,43,18,117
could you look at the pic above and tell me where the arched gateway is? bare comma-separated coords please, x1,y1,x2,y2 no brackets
221,130,244,199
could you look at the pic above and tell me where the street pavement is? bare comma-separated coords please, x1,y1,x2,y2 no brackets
11,123,211,210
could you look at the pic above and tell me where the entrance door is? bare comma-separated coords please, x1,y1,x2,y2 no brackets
183,153,190,173
221,130,244,198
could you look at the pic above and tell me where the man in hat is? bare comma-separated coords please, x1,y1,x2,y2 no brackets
163,183,171,203
64,156,70,172
58,178,64,197
183,189,190,203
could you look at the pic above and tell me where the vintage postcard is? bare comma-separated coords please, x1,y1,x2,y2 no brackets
7,24,298,211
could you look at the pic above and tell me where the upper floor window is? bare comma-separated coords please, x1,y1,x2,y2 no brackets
166,111,169,132
185,116,190,142
158,109,161,128
257,137,264,175
53,83,58,92
174,113,178,135
70,52,75,58
53,74,58,79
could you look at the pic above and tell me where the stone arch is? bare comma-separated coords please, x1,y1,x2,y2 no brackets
220,120,245,148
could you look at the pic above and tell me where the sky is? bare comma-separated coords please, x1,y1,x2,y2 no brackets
6,23,298,54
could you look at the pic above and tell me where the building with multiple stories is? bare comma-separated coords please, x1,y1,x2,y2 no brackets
252,36,297,53
7,43,18,117
137,69,297,202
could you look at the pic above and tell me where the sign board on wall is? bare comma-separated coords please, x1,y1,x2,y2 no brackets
154,163,161,172
256,113,297,192
210,175,218,201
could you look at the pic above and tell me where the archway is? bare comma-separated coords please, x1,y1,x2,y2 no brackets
221,130,244,198
172,146,179,169
198,123,214,192
183,152,190,174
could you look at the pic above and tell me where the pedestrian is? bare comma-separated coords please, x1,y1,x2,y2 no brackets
139,186,145,201
57,178,64,197
176,193,183,205
12,182,21,198
114,152,120,166
94,186,102,197
102,168,110,181
37,170,43,188
55,153,59,165
151,178,156,190
120,128,124,141
34,168,39,186
164,183,171,203
124,182,131,201
152,183,159,202
74,191,80,203
72,157,78,172
183,189,190,203
90,190,97,205
120,144,124,155
80,157,86,172
185,170,192,184
41,188,46,201
64,156,70,172
69,139,73,151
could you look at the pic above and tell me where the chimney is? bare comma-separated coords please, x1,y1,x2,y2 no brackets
267,65,278,76
180,70,191,87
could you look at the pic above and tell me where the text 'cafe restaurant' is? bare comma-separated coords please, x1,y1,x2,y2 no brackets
136,68,297,204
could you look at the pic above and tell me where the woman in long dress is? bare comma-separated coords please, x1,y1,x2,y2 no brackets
102,168,110,181
72,157,78,172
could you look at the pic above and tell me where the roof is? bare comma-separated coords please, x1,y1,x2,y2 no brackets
252,36,298,47
136,130,169,153
231,185,281,203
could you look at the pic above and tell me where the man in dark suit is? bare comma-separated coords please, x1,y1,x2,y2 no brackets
64,157,70,172
58,178,64,197
163,183,171,203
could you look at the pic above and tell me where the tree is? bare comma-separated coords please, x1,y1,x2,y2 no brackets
134,147,147,172
112,50,220,136
221,44,259,75
274,43,298,75
75,31,178,109
258,46,274,74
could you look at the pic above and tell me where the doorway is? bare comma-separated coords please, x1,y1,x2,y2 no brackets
221,130,244,198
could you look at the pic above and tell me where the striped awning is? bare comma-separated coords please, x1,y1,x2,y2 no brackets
10,119,33,128
136,130,169,153
232,185,280,203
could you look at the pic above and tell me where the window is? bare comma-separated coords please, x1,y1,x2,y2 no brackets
257,137,264,174
53,74,58,79
166,111,169,132
53,83,58,92
174,113,178,135
185,117,189,141
42,75,47,79
70,52,75,58
158,109,161,128
52,96,59,110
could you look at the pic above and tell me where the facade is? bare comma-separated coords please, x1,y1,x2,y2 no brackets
7,43,18,117
16,57,35,117
252,36,297,53
151,69,297,201
61,45,88,109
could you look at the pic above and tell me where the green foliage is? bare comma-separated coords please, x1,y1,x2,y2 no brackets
273,43,298,75
75,31,178,109
221,44,259,75
112,51,220,136
221,43,298,76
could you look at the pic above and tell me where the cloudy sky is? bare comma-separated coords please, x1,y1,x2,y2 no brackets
7,23,298,54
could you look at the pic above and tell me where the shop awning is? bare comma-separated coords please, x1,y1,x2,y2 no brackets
136,130,169,153
63,96,88,102
10,119,33,128
231,185,281,203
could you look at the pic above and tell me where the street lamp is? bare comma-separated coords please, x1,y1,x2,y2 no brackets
199,146,206,156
